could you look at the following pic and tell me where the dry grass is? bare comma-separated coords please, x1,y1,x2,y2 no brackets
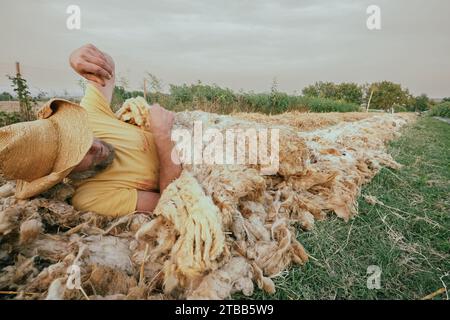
0,102,20,112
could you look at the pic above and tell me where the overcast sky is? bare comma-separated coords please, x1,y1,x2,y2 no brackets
0,0,449,98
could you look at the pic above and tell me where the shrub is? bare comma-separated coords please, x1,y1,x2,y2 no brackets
240,93,271,112
302,82,363,105
0,111,24,127
112,82,361,115
7,74,36,121
394,105,408,113
429,102,450,118
412,94,431,111
0,92,14,101
170,83,237,106
367,81,411,111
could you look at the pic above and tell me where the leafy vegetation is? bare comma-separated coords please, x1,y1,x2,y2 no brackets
412,94,432,112
429,102,450,118
302,81,363,105
368,81,411,112
109,80,360,114
110,86,145,111
7,74,36,121
0,111,24,127
0,92,13,101
110,79,435,115
2,73,442,119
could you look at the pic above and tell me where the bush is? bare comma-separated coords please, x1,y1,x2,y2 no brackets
111,82,361,115
302,82,363,105
0,92,14,101
240,93,271,112
367,81,411,111
412,94,431,111
170,83,237,106
394,105,408,113
428,102,450,118
0,111,24,127
111,86,148,111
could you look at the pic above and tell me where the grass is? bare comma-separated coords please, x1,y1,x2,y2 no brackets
241,117,450,300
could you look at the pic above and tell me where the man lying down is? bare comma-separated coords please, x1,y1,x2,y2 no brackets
0,43,182,216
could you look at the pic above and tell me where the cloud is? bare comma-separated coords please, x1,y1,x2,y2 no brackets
0,0,449,97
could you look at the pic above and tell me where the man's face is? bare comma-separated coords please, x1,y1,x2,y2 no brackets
69,138,115,180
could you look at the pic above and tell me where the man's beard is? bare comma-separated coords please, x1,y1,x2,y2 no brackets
68,141,116,181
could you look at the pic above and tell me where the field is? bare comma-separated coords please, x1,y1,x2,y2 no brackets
0,109,448,300
245,116,450,300
0,101,20,112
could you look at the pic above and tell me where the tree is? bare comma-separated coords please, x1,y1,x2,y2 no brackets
367,81,410,112
0,91,13,101
111,85,131,111
146,72,163,92
269,77,289,113
412,94,431,111
335,83,363,105
7,74,35,121
442,97,450,102
302,82,337,99
302,81,363,104
145,72,164,103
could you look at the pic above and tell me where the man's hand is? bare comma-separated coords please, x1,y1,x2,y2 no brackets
147,104,175,138
69,44,114,87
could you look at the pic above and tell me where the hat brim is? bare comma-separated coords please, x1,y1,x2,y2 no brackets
15,99,93,199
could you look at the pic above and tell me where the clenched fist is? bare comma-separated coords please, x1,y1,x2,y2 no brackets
69,44,114,86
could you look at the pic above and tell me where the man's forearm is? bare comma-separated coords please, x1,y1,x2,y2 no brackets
88,73,115,105
154,133,182,192
135,134,180,212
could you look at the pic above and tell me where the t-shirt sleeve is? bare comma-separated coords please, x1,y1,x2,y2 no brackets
80,83,115,117
71,187,138,217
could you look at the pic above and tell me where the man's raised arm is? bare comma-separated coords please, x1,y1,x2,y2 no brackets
136,104,182,213
69,43,115,104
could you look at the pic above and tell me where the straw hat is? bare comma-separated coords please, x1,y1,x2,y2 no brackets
0,99,93,199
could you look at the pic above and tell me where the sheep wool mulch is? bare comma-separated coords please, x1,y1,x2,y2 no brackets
0,101,415,299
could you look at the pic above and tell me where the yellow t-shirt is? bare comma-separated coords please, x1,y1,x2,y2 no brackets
71,84,160,216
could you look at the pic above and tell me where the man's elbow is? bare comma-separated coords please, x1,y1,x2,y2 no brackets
136,191,161,213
